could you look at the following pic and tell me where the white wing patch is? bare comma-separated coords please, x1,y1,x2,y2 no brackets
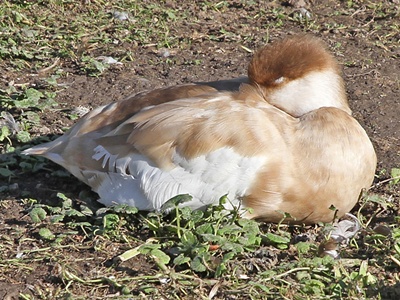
90,146,267,211
93,145,119,170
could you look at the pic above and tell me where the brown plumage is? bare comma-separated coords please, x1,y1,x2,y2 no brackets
23,34,376,224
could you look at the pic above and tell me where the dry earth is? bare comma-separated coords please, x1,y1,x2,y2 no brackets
0,0,399,299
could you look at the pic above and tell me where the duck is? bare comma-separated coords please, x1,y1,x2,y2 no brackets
23,34,377,224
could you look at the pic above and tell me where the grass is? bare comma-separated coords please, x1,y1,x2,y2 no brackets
1,0,400,299
4,188,400,299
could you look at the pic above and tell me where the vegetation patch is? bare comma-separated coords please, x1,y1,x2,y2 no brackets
0,0,399,299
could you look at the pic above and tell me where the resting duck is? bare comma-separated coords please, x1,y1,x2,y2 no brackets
23,35,376,224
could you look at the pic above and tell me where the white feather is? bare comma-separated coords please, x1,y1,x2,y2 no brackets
89,147,267,212
269,70,350,116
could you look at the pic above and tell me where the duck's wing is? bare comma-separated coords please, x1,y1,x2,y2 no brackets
23,75,251,169
74,85,293,210
24,76,248,148
23,81,295,213
21,83,216,179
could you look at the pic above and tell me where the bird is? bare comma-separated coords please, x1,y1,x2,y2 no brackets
23,34,377,224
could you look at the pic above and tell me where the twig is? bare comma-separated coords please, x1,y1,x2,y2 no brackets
38,57,60,74
390,255,400,268
373,176,400,187
350,7,367,18
240,45,253,53
345,70,375,78
266,267,310,281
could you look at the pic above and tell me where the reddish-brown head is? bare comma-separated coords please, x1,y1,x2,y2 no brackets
247,35,350,117
248,34,339,87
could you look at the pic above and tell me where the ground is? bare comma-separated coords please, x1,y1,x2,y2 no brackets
0,1,399,299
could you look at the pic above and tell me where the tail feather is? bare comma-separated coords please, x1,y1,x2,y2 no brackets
22,145,50,156
22,144,66,168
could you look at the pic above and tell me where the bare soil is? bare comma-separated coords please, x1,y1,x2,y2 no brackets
0,0,399,299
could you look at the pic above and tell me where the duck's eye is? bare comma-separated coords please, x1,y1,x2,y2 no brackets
274,77,285,84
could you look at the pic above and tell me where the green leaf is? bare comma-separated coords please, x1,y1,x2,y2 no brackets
173,254,191,265
296,242,312,254
0,167,13,177
150,249,170,264
201,234,224,244
215,262,227,277
217,223,241,235
390,168,400,185
196,223,214,235
50,215,65,223
0,126,10,142
302,279,325,295
139,243,162,255
189,209,204,223
16,130,30,143
161,194,192,211
179,206,193,220
276,243,289,250
102,213,120,231
79,205,94,217
394,243,400,255
92,59,107,73
46,206,62,214
181,231,198,246
218,194,229,206
191,256,206,272
39,227,55,240
359,260,371,277
222,251,236,262
57,193,73,208
117,247,141,262
19,161,33,171
238,234,261,247
296,271,310,281
30,207,47,223
68,221,92,228
14,88,44,108
64,209,86,218
238,218,260,234
112,204,138,214
250,282,270,293
263,232,290,245
221,241,244,253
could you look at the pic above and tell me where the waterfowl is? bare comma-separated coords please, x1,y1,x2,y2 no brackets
23,35,377,224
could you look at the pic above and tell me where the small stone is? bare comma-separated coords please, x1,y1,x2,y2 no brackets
373,224,391,236
9,183,19,191
112,11,129,21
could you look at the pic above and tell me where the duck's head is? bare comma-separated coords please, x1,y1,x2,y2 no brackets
248,34,351,117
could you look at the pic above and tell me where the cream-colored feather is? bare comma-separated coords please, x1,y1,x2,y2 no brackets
23,35,376,224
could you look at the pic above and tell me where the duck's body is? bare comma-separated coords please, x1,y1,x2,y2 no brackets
24,35,376,224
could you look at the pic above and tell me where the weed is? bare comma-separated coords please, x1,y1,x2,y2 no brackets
0,0,399,298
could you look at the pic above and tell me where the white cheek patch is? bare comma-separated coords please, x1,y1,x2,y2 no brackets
269,70,343,116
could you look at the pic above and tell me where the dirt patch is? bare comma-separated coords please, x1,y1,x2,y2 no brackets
0,0,399,299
